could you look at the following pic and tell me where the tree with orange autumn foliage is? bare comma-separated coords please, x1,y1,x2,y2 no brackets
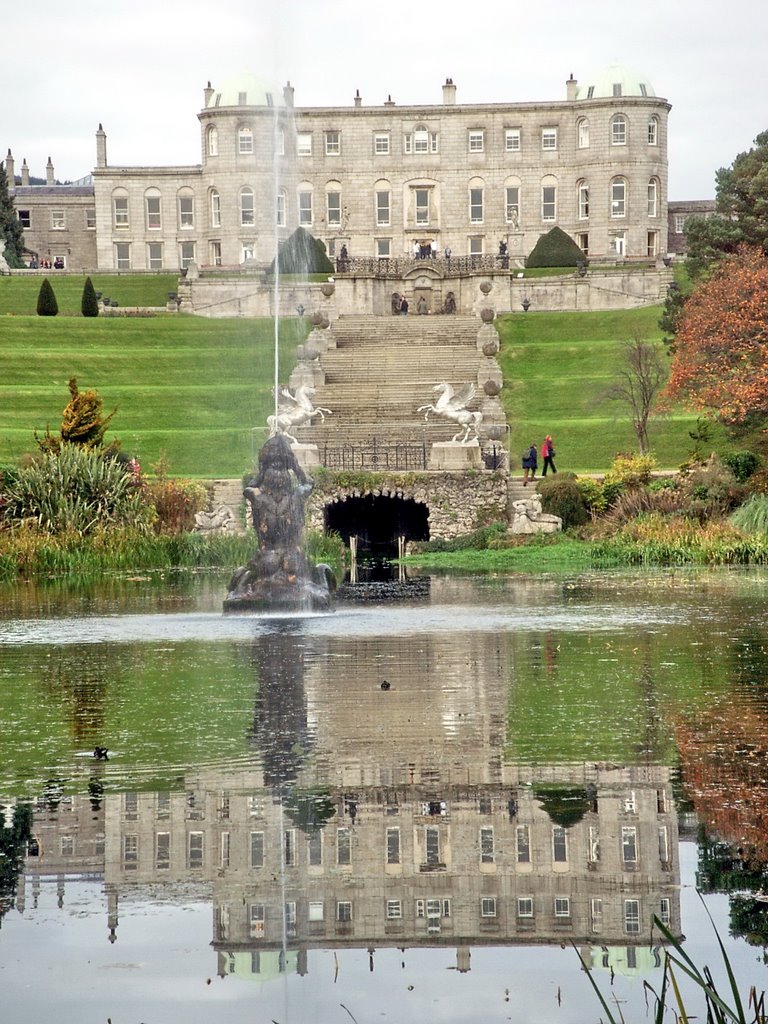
665,247,768,425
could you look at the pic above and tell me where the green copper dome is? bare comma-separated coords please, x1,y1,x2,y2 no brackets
206,73,281,108
576,64,656,100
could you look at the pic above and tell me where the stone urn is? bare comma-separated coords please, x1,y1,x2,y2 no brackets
479,280,492,295
483,380,501,396
320,282,335,298
480,308,495,323
482,338,500,356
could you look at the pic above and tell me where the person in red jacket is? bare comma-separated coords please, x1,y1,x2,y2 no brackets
541,435,557,476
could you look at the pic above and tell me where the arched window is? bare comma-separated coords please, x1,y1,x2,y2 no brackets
240,187,254,226
611,177,627,218
238,126,253,154
541,175,557,222
611,114,627,146
647,178,659,218
210,189,221,228
647,116,659,146
144,188,162,230
276,188,286,227
504,175,521,228
577,118,590,149
207,125,218,156
577,180,589,219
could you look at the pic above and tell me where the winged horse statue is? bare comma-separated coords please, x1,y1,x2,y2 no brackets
267,384,332,444
417,383,483,444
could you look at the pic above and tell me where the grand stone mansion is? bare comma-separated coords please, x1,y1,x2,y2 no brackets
6,65,671,273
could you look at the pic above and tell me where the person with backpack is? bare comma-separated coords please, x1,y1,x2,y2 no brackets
522,443,537,486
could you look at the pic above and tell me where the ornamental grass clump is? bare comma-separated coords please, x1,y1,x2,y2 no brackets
1,446,152,536
731,494,768,536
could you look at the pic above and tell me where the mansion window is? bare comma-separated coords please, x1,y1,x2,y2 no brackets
155,831,170,868
284,829,297,867
468,129,485,153
178,195,194,228
187,830,204,868
297,132,312,156
552,825,568,862
308,830,323,865
85,208,96,229
327,190,341,225
577,232,589,254
648,116,659,145
647,178,658,217
308,901,324,922
374,132,390,155
210,190,221,228
516,824,530,863
51,209,65,229
325,130,341,155
376,190,391,226
17,209,31,228
238,127,253,154
505,186,520,225
611,179,627,218
386,899,402,919
375,238,391,258
517,897,534,918
578,181,589,219
179,242,195,270
337,827,351,865
114,242,130,270
624,899,641,934
554,897,571,918
480,827,494,864
577,118,590,148
469,187,484,223
249,831,264,868
276,189,286,226
480,897,497,918
611,115,627,146
207,126,218,156
113,196,129,228
337,901,352,922
298,190,313,225
505,127,521,151
122,834,138,869
145,196,161,230
386,826,401,864
542,184,557,221
542,127,558,150
240,188,255,227
210,241,222,266
621,826,638,864
674,214,686,233
415,188,430,225
147,242,163,270
468,236,483,256
613,82,623,97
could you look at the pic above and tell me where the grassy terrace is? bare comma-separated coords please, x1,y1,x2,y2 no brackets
0,273,715,479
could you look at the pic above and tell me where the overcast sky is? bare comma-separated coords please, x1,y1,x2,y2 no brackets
4,0,767,199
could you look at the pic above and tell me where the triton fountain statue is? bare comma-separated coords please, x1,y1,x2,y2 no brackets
223,434,333,613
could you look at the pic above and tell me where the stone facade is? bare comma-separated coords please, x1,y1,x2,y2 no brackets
667,199,717,255
6,65,671,273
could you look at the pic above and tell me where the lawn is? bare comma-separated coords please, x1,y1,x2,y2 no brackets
0,275,728,479
0,309,306,477
495,307,730,471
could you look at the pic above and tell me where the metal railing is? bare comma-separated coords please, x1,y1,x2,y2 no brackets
335,255,510,278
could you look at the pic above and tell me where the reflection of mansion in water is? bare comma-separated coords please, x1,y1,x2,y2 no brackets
15,764,680,974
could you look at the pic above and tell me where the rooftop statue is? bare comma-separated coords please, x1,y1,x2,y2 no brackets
223,434,333,613
418,382,483,444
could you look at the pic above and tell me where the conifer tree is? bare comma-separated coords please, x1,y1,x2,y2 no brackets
36,277,59,316
81,276,99,317
0,161,24,267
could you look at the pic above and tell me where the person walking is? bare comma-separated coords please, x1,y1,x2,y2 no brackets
541,435,557,476
400,294,409,316
522,442,537,486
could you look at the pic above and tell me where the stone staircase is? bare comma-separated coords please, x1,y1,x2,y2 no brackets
300,314,491,450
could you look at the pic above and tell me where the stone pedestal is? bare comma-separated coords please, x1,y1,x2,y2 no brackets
428,439,482,471
290,443,321,470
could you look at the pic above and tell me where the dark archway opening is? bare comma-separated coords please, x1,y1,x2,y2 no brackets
324,494,429,559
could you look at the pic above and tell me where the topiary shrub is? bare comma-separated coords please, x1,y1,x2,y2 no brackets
36,277,58,316
604,452,657,490
269,227,334,275
80,276,99,317
526,226,585,268
537,473,589,528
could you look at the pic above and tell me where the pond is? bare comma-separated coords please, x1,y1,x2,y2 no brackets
1,567,768,1023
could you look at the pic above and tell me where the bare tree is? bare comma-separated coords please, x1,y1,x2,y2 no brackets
604,333,667,454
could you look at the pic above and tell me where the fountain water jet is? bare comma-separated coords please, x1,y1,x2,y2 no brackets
223,434,333,613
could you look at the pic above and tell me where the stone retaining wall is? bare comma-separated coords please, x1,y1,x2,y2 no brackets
307,471,509,540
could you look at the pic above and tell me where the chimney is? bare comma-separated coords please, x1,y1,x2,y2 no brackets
354,89,362,108
46,156,55,185
21,159,29,186
96,124,107,168
5,149,14,184
566,73,578,101
442,78,457,105
283,81,295,107
204,80,214,106
384,94,395,107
